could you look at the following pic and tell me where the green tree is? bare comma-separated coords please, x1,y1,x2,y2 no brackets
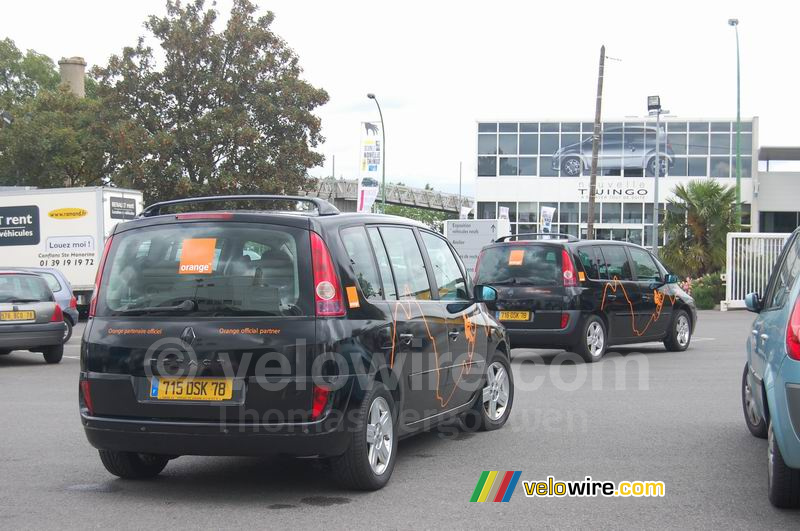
0,88,114,187
93,0,328,202
661,180,737,278
0,38,60,109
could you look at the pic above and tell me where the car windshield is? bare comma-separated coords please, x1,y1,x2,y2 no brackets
0,274,53,302
475,244,563,286
97,222,313,317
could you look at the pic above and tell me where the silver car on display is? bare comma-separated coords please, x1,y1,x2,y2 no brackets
0,271,66,363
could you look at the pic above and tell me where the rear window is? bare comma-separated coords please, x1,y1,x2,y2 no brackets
97,223,313,317
475,244,562,286
0,274,53,302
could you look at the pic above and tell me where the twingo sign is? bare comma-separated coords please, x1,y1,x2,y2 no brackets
577,179,651,200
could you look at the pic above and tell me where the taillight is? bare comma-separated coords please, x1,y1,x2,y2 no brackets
787,296,800,361
310,384,331,419
560,313,570,329
311,232,345,317
88,235,114,317
69,296,77,309
51,304,64,322
562,249,578,287
80,380,94,415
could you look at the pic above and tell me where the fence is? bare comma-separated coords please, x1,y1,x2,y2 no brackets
722,232,791,310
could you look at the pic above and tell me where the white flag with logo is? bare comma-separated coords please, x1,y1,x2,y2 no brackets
357,122,382,212
540,206,556,234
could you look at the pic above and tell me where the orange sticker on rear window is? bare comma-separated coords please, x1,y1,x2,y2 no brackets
179,238,216,275
509,249,524,266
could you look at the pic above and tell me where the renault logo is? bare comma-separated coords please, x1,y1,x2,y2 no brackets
180,327,197,346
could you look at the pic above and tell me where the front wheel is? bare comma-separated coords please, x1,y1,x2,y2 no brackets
768,421,800,508
664,309,691,351
98,450,169,479
742,363,767,438
332,382,397,490
561,156,583,176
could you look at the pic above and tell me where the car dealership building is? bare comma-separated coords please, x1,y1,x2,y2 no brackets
474,117,800,244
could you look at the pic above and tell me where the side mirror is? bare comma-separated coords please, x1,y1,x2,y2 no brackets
664,273,679,284
745,292,761,313
475,285,498,303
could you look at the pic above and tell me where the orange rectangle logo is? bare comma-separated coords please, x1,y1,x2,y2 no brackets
179,238,216,275
509,249,524,266
346,286,360,308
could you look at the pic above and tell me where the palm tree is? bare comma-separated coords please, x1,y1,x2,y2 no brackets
661,180,737,278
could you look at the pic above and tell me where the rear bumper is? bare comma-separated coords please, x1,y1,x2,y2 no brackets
772,358,800,468
81,413,352,457
0,323,64,349
506,310,582,349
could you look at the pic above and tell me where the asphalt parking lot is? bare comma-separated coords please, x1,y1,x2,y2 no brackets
1,310,799,528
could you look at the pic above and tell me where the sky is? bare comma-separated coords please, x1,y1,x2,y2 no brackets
2,0,798,196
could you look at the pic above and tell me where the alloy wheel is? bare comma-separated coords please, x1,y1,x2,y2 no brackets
366,396,393,476
482,361,510,421
676,315,690,347
587,321,605,358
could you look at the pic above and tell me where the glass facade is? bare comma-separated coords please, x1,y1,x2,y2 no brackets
477,120,754,178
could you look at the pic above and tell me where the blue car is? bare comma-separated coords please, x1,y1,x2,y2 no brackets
742,227,800,508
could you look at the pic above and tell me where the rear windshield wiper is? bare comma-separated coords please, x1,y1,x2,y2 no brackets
3,298,43,303
115,299,197,315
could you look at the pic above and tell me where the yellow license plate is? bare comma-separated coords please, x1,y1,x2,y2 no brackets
0,310,35,321
151,378,233,401
497,311,531,321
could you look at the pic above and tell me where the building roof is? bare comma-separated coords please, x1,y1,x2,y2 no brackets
759,146,800,161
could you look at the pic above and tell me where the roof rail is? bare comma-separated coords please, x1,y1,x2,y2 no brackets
495,232,579,243
140,195,340,217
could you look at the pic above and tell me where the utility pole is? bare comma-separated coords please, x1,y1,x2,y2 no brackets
728,18,742,227
586,45,605,240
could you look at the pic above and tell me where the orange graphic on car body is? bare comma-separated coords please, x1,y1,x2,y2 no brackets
600,277,677,337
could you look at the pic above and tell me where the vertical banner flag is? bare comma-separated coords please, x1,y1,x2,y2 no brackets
498,206,510,220
459,206,472,220
357,122,382,213
540,206,556,234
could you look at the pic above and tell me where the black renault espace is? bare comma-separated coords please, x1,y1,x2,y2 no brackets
79,196,512,490
474,234,697,362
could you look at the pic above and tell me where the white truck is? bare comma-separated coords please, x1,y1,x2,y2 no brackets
444,218,511,274
0,187,144,312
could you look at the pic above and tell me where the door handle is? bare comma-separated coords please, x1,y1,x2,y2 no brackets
752,330,759,336
607,294,617,301
760,334,769,340
399,333,414,346
448,330,460,340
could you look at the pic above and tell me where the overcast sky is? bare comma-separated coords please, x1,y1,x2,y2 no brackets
2,0,797,195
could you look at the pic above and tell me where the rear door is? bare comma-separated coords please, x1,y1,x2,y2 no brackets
597,244,640,341
627,246,672,339
376,225,450,421
84,218,319,423
475,243,565,330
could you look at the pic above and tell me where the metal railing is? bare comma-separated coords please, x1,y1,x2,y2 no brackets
723,232,791,310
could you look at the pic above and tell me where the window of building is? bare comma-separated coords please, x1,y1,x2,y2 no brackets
341,226,383,300
710,134,730,155
688,157,707,176
689,122,709,132
670,157,687,176
667,122,687,132
499,122,517,133
688,133,709,155
380,227,431,300
561,133,580,150
498,202,518,223
478,134,497,155
519,134,538,155
602,203,621,223
541,123,559,133
518,202,537,223
540,134,559,155
710,122,731,132
540,156,557,177
478,123,497,133
478,156,496,176
499,157,518,176
623,203,643,223
668,133,687,155
710,157,731,177
519,157,537,176
559,202,579,223
562,122,580,132
498,134,517,155
520,122,538,132
580,202,600,223
477,202,496,219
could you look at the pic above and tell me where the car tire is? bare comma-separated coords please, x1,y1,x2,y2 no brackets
62,318,73,344
43,344,63,364
331,381,397,490
646,156,667,177
99,450,169,479
768,421,800,508
463,350,514,432
561,156,583,177
664,309,691,351
573,315,607,363
742,363,767,439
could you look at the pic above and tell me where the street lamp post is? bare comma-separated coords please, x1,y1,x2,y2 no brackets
366,93,386,211
728,18,742,227
647,96,669,257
